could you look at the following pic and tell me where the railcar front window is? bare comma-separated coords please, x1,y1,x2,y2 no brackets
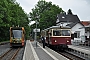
12,30,22,38
62,30,70,36
53,30,61,36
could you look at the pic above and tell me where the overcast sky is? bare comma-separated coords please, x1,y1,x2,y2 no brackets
16,0,90,21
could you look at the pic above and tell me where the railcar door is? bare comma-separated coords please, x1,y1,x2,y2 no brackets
47,30,52,45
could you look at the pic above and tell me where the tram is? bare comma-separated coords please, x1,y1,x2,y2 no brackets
41,26,71,50
10,27,25,47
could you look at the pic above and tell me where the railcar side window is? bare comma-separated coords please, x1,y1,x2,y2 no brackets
53,30,61,36
62,30,70,36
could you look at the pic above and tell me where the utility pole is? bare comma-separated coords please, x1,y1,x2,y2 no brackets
35,20,37,47
35,14,40,47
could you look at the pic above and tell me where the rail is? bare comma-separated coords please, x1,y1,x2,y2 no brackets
0,48,21,60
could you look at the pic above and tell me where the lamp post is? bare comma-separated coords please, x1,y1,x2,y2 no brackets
35,15,39,47
35,20,38,47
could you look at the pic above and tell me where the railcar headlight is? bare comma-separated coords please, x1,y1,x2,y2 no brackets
54,40,57,42
67,40,69,42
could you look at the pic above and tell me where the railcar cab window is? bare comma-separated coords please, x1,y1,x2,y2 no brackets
53,30,61,36
12,30,22,38
53,29,70,36
61,30,70,36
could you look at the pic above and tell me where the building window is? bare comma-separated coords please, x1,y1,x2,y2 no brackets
74,31,80,38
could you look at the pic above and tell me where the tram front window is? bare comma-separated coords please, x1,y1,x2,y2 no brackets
53,30,61,36
62,30,70,36
12,30,22,38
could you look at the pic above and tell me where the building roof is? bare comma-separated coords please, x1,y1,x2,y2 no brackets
66,22,77,28
81,21,90,26
56,12,84,28
57,13,80,23
43,26,71,31
66,22,84,28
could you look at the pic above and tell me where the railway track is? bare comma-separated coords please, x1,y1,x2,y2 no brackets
0,48,21,60
47,45,85,60
58,50,85,60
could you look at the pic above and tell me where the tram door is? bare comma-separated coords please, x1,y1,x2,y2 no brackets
47,30,51,45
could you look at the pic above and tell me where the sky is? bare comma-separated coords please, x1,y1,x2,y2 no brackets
16,0,90,22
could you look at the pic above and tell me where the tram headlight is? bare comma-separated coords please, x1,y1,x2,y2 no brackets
54,40,57,43
67,40,69,42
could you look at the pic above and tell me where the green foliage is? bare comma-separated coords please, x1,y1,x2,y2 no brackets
29,0,64,30
0,0,30,42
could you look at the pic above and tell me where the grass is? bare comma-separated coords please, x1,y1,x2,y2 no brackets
0,40,9,43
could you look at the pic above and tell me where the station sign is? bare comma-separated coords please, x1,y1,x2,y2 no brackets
33,28,40,32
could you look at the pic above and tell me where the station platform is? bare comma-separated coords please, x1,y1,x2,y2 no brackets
68,45,90,59
68,45,90,55
23,40,69,60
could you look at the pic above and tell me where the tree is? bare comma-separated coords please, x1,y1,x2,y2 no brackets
29,0,64,30
0,0,30,41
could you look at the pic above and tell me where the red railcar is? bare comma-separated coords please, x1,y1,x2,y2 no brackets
41,26,71,50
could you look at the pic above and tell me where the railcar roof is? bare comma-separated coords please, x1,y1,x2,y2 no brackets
10,27,24,30
43,26,71,31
